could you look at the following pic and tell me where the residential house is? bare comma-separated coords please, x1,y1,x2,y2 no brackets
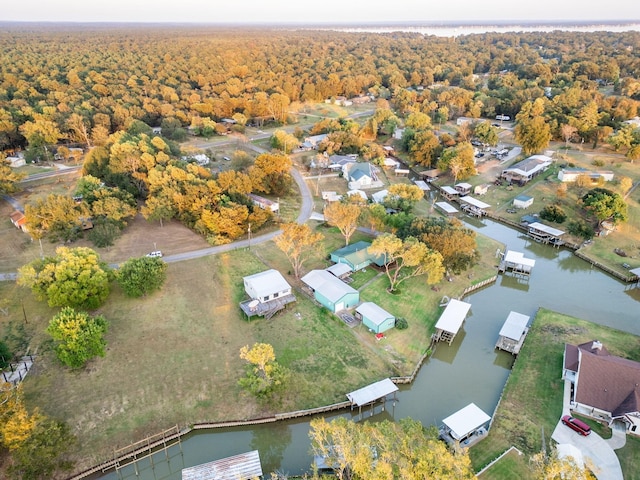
557,168,614,183
563,340,640,435
330,241,386,272
300,134,328,151
327,154,356,171
248,193,279,213
6,154,25,168
243,269,292,304
356,302,395,334
343,162,382,190
301,269,359,313
500,155,553,185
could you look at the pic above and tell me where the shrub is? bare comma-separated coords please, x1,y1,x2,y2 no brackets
539,204,567,224
395,317,409,330
568,220,595,239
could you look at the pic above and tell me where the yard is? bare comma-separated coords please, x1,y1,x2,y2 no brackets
470,308,640,479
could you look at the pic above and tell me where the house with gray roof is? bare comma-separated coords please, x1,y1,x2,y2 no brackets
500,155,553,185
330,241,386,272
563,340,640,435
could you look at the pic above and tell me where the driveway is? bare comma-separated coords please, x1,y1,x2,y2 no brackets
551,380,624,480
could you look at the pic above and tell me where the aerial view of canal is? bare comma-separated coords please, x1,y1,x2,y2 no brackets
101,218,640,480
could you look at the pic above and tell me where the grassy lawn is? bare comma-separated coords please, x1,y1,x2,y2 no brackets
470,308,640,479
1,218,503,472
477,448,529,480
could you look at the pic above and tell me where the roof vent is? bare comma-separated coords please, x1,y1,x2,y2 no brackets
592,340,603,350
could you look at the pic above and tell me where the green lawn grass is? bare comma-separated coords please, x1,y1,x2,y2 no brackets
470,308,640,480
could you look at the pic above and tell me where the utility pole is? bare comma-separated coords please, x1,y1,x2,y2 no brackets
247,223,251,251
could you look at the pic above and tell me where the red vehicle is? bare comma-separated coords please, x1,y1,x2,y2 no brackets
561,415,591,436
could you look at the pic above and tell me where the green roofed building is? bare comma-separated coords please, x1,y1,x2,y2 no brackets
330,241,386,272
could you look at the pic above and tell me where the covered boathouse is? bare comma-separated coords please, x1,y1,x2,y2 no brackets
346,378,399,418
433,299,472,345
182,450,263,480
499,250,536,277
440,403,491,447
495,311,530,355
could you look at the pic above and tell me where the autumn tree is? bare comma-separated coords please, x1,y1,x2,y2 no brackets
238,343,289,399
530,450,594,480
405,129,440,167
473,121,499,147
406,217,479,274
581,187,628,225
271,129,300,154
117,256,168,297
24,194,90,242
0,386,38,451
309,417,475,480
324,202,361,246
561,124,578,148
368,233,444,292
274,223,324,278
515,98,552,155
249,152,293,196
384,183,424,213
18,247,112,309
437,142,477,182
0,157,26,194
47,307,108,369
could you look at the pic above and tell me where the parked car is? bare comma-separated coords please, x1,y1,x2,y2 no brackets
561,415,591,436
146,251,163,258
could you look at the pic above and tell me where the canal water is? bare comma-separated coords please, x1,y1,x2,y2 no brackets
101,219,639,480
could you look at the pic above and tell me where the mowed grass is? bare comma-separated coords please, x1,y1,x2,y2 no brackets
470,308,640,480
9,235,393,470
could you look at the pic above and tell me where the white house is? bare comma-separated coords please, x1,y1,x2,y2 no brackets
300,134,328,151
557,168,614,183
243,270,292,304
500,155,553,185
344,162,382,190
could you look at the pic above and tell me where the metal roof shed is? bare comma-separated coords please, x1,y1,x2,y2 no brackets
496,311,530,355
435,201,458,216
434,299,472,345
442,403,491,442
182,450,263,480
459,196,490,210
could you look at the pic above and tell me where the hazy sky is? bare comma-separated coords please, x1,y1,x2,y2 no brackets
3,0,639,24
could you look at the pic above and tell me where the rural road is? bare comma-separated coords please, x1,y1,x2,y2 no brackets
1,160,315,274
161,166,314,264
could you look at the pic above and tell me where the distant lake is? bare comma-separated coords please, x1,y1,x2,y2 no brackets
301,22,640,37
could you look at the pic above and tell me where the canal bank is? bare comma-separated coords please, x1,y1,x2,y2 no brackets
93,218,640,480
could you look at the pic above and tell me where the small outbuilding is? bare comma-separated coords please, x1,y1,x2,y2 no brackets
474,184,489,196
458,196,490,217
454,183,472,195
434,299,472,345
371,189,389,204
356,302,395,334
500,250,536,277
301,269,359,313
440,186,460,200
513,195,533,209
182,450,263,480
9,210,27,232
325,262,352,280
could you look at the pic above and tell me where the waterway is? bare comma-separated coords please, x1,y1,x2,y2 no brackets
100,218,640,480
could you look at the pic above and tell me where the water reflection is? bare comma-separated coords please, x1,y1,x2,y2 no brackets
251,423,291,475
499,274,530,292
624,286,640,303
431,328,466,364
493,350,516,370
557,253,594,273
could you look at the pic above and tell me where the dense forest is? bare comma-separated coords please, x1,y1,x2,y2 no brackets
1,26,639,153
1,26,640,245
